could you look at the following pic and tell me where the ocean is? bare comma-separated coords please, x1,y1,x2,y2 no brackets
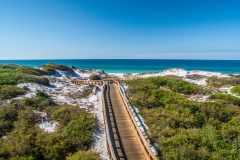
0,59,240,74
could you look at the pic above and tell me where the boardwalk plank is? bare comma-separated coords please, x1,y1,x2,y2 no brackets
106,84,146,160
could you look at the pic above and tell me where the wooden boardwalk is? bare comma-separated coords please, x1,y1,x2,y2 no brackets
103,83,157,160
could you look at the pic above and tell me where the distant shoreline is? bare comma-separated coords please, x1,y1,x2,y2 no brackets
1,59,240,74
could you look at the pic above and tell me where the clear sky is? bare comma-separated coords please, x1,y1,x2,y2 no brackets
1,0,240,59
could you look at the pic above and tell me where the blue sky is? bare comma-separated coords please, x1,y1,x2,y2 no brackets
0,0,240,59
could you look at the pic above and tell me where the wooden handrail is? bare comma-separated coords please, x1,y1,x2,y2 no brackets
114,81,158,160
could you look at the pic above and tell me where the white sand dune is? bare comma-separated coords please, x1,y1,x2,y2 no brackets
135,68,230,86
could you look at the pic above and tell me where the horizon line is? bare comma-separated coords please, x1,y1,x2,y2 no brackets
0,58,240,61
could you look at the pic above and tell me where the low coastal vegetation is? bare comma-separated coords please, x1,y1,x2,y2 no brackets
0,73,49,86
0,92,99,160
0,68,49,101
125,76,240,159
0,63,101,159
0,64,48,76
1,63,240,159
210,93,240,106
66,150,101,160
0,63,74,101
41,63,72,75
80,85,95,98
126,76,203,97
231,85,240,95
90,75,101,80
18,66,48,76
0,66,17,73
0,85,26,100
206,76,240,87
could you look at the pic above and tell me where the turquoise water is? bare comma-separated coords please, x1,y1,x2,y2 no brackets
0,59,240,74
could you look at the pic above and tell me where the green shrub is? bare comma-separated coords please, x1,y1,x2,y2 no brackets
64,115,95,149
0,73,49,86
24,96,55,111
0,65,50,86
166,79,201,94
210,93,240,106
36,91,49,98
89,75,101,80
22,86,28,90
66,150,101,160
0,85,26,99
52,107,68,120
0,105,18,137
51,106,92,126
42,67,56,74
231,85,240,95
0,67,17,73
41,63,71,74
126,76,202,95
17,66,48,76
207,76,240,87
0,76,17,85
0,64,19,69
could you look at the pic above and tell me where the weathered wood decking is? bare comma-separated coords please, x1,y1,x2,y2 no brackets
103,83,157,160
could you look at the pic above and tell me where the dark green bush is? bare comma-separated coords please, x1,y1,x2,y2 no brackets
0,64,19,69
89,75,101,80
22,86,28,90
36,91,49,98
41,63,71,74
